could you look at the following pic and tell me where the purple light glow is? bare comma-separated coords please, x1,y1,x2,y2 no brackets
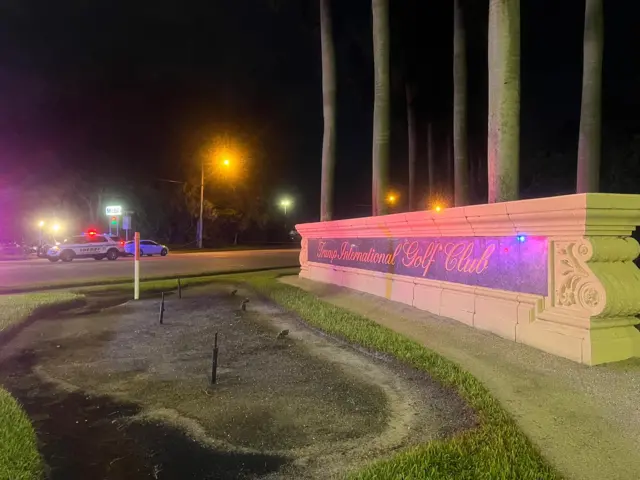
308,236,549,296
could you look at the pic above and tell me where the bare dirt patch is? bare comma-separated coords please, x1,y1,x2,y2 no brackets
0,283,475,479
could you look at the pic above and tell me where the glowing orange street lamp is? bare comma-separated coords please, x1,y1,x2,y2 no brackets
198,150,240,249
434,205,442,212
386,193,398,206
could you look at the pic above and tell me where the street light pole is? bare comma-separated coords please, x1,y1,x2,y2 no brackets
38,221,44,248
198,160,204,249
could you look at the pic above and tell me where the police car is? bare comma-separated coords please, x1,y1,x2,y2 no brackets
47,231,125,262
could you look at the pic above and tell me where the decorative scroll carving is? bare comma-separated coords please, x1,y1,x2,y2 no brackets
580,285,600,309
552,237,640,318
299,237,308,270
553,239,606,316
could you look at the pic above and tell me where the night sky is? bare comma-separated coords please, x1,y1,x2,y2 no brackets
1,0,639,223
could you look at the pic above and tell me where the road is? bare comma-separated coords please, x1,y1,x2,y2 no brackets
0,249,300,290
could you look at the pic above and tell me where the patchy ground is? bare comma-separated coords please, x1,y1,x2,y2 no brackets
0,283,474,479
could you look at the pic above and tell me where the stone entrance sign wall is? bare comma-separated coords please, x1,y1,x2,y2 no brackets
296,193,640,365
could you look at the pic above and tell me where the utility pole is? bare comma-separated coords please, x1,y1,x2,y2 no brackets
198,160,204,249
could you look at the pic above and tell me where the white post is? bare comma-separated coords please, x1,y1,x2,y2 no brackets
134,231,140,300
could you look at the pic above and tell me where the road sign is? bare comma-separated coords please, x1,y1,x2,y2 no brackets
106,205,122,216
122,215,131,230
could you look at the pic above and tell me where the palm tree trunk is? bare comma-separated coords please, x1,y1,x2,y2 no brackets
320,0,337,220
469,151,477,202
576,0,603,193
406,82,417,211
372,0,390,216
446,134,453,198
427,122,435,199
487,0,520,203
453,0,469,207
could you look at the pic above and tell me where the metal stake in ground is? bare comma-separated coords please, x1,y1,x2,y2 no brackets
159,292,165,324
177,278,182,299
211,332,219,385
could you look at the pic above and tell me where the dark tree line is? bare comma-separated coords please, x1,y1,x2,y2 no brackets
5,167,288,246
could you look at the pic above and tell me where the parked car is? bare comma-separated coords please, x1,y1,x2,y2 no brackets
124,240,169,257
289,229,301,242
0,241,24,259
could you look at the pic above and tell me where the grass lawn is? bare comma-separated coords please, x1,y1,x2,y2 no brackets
74,274,237,296
169,244,298,254
236,271,559,480
0,266,299,295
0,291,81,480
0,389,42,480
0,292,81,332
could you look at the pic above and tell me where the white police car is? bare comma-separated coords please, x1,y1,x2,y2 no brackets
47,231,125,262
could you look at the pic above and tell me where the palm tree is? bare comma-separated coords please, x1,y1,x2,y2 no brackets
320,0,337,220
372,0,390,216
453,0,469,206
427,122,435,199
487,0,520,203
576,0,604,193
406,82,417,211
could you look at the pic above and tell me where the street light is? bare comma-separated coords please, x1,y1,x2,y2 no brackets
198,156,237,249
279,198,293,216
196,135,248,248
52,223,60,232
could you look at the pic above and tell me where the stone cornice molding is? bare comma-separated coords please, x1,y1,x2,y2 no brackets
296,193,640,238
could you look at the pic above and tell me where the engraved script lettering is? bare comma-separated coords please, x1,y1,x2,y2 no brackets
307,236,548,296
443,242,496,274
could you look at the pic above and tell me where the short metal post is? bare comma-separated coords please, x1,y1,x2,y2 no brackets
159,292,165,324
177,278,182,299
211,332,219,385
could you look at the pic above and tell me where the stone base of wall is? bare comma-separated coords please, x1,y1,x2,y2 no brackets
301,263,640,365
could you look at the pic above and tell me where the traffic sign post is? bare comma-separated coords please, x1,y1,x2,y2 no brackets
134,232,140,300
123,215,131,241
